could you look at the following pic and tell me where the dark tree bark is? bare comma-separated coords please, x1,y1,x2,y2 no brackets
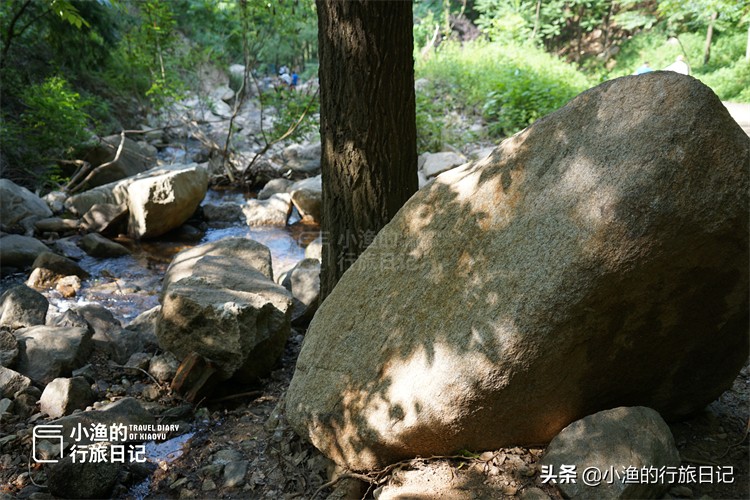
317,0,418,299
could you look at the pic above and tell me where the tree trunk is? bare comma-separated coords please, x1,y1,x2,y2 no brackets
316,0,418,299
746,22,749,61
530,0,542,43
703,11,718,66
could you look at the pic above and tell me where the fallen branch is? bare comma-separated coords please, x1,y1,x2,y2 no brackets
67,131,127,194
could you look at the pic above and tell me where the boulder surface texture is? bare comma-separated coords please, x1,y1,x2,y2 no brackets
286,73,750,470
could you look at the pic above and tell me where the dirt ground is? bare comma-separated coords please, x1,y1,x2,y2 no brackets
1,328,747,500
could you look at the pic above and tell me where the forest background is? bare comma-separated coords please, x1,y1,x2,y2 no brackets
1,0,748,190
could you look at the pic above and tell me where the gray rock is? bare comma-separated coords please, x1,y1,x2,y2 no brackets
258,178,292,200
0,398,12,416
123,306,160,349
541,407,680,499
33,217,80,234
304,235,323,261
223,460,248,488
51,237,87,260
0,330,19,367
148,352,179,383
75,304,144,364
79,233,130,258
290,188,321,223
0,179,52,230
419,151,467,178
0,235,49,269
202,202,244,223
242,193,291,226
40,377,95,418
519,487,550,500
14,326,93,385
46,456,121,499
283,258,320,325
43,191,67,214
0,285,48,330
125,352,151,371
79,134,156,190
0,366,32,398
286,73,750,469
157,256,292,382
213,448,243,464
81,203,128,235
127,163,208,239
163,238,273,289
280,142,321,174
26,252,89,290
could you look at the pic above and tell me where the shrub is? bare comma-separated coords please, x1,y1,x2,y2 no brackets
416,41,592,142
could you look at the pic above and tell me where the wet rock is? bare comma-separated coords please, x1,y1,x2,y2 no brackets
0,330,19,367
14,326,93,385
202,202,243,223
81,203,128,235
26,252,89,290
0,366,32,397
40,376,95,418
46,455,121,499
0,285,48,330
127,163,208,239
157,254,292,382
286,73,750,469
419,151,467,178
242,193,291,226
163,238,273,289
79,134,156,190
167,223,204,242
79,233,130,257
257,178,292,200
541,407,680,499
148,352,179,383
0,235,49,269
0,179,52,232
33,217,80,234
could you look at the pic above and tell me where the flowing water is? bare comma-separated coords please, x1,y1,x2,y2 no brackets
3,187,319,325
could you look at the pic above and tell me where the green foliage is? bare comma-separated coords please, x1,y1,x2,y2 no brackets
264,86,320,142
475,0,533,43
1,76,92,185
416,41,592,147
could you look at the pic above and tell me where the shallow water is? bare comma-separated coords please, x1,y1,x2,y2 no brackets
8,188,319,324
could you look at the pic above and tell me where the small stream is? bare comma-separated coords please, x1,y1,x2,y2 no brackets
5,186,319,325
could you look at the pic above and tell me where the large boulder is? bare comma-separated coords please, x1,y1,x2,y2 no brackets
286,74,750,469
157,247,292,382
79,134,156,190
541,406,680,499
127,163,208,239
243,193,292,226
26,252,89,290
0,179,53,231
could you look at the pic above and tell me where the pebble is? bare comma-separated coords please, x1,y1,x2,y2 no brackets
201,479,217,491
169,477,189,490
223,460,248,488
213,448,243,465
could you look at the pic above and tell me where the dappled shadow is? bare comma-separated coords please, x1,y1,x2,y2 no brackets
287,72,750,470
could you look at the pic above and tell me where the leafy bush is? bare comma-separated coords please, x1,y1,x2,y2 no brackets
416,41,592,142
0,76,93,186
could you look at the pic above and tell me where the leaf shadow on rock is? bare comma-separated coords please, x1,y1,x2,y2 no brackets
287,73,750,471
